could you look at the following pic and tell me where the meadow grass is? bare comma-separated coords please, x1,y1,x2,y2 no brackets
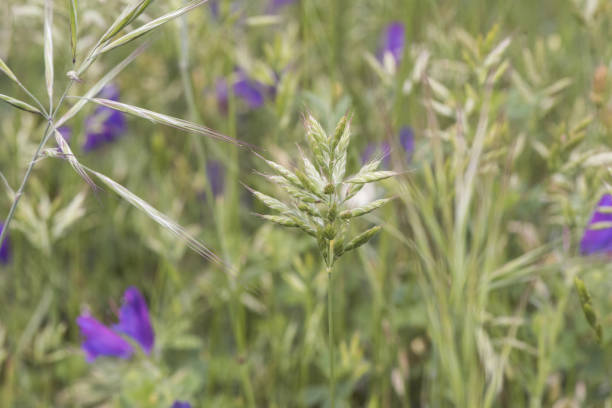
1,0,612,407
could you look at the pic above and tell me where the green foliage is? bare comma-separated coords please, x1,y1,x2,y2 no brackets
2,0,612,407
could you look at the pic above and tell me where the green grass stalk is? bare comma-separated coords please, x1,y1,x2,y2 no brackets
327,239,335,408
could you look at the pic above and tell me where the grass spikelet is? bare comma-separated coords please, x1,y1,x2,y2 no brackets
98,0,209,54
84,97,252,148
88,168,223,266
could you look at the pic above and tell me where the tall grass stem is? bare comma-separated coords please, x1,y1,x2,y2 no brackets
327,240,335,408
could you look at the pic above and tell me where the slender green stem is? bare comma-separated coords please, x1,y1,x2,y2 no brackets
327,240,335,408
0,120,52,246
229,298,256,408
16,80,48,117
0,79,75,249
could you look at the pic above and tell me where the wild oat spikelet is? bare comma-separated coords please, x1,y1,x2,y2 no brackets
251,113,395,266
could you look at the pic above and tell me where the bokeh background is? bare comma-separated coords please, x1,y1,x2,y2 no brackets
2,0,612,406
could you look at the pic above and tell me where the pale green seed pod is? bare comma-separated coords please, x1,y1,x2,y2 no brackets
343,226,381,253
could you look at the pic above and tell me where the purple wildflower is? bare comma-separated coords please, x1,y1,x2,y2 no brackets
0,222,11,265
76,287,154,363
215,71,275,114
83,84,126,152
216,78,230,114
379,22,405,64
399,126,414,160
269,0,297,12
113,287,155,354
362,142,391,168
361,143,377,164
171,401,192,408
580,194,612,255
206,160,225,197
76,315,134,363
209,0,220,19
58,126,72,142
233,74,266,109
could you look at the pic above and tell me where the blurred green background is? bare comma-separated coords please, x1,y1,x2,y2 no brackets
2,0,612,406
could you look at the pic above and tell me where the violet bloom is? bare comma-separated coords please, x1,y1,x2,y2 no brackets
76,287,154,362
171,401,191,408
399,126,414,160
83,84,126,152
206,160,225,197
113,287,155,354
57,126,72,142
215,78,230,114
209,0,219,19
379,22,405,64
233,74,266,109
362,142,391,168
215,71,273,114
0,222,11,265
580,194,612,255
269,0,297,12
76,315,134,363
361,143,377,164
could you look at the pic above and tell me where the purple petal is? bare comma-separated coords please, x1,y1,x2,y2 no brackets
269,0,297,12
76,315,133,363
206,160,225,197
113,287,155,354
580,194,612,255
399,126,414,159
209,0,220,19
379,22,405,63
98,84,120,101
362,143,391,168
83,84,126,152
0,222,11,265
171,401,192,408
58,126,72,142
361,143,377,164
381,142,391,169
216,78,229,114
233,76,265,109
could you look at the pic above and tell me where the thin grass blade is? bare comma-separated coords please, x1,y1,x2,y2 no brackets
88,168,223,265
345,170,396,184
98,0,155,45
0,57,18,83
0,94,43,115
52,126,98,190
68,0,78,63
44,0,54,109
85,97,251,147
98,0,208,54
56,43,147,127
